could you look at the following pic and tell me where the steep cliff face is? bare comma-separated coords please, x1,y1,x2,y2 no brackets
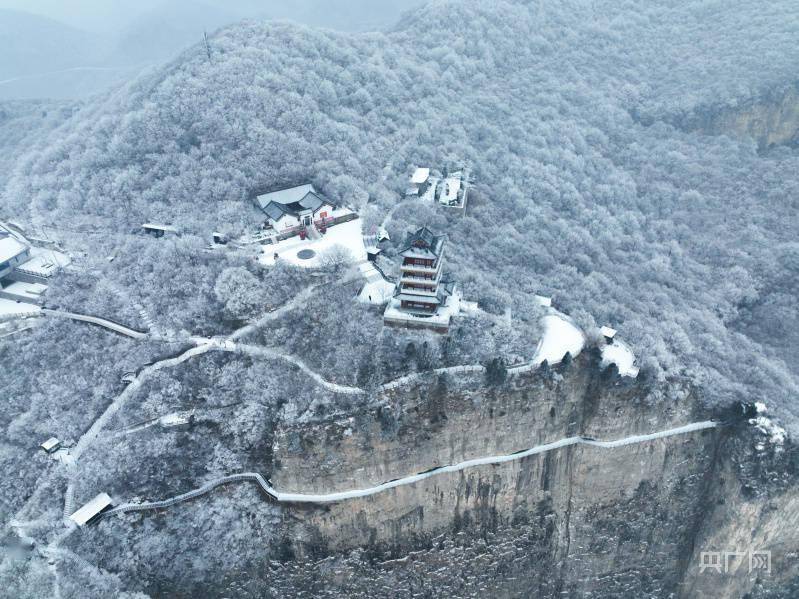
265,353,796,597
676,83,799,150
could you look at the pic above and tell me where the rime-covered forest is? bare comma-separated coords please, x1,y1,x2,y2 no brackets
3,0,798,427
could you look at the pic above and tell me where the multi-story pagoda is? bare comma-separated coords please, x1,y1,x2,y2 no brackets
396,227,446,313
384,226,458,332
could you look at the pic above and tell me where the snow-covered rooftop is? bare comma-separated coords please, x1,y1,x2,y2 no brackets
384,286,461,328
256,184,316,209
69,492,113,526
40,437,60,452
0,236,28,263
4,281,47,300
600,326,617,339
0,298,40,318
439,177,461,205
142,223,179,233
16,247,70,278
411,168,430,184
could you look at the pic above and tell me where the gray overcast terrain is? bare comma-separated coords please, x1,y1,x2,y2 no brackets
0,0,424,99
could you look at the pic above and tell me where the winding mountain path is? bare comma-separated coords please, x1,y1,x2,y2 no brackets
71,344,217,462
41,308,148,340
236,345,365,394
105,421,717,515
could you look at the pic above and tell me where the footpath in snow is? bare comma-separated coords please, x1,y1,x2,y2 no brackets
41,309,148,340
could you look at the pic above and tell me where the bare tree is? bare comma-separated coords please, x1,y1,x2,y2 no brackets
319,244,354,272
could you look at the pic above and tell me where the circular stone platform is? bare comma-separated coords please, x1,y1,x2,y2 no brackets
297,249,316,260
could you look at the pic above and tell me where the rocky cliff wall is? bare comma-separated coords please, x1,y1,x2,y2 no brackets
676,83,799,150
267,353,796,597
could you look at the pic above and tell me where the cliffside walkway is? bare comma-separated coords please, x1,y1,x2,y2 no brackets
105,421,717,515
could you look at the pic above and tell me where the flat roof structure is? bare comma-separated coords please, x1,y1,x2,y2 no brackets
142,223,179,233
600,326,617,340
0,236,29,264
69,493,113,526
411,168,430,184
40,437,61,453
439,177,461,205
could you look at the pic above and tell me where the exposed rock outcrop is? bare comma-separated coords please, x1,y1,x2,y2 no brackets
266,353,797,598
670,83,799,150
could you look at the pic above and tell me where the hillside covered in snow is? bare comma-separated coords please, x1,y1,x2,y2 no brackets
3,0,799,426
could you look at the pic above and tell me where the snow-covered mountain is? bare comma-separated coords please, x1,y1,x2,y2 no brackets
1,1,798,597
0,0,424,99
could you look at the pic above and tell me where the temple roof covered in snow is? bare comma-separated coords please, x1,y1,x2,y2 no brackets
256,184,333,221
399,227,446,259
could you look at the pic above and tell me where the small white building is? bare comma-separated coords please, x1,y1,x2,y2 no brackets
0,235,31,280
407,168,434,198
600,326,617,344
438,176,462,206
69,493,114,526
256,184,336,235
40,437,61,453
142,223,180,238
412,168,430,186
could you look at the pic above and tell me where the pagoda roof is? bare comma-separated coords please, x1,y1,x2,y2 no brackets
399,226,446,258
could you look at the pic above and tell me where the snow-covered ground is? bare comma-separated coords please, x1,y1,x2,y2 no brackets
439,176,461,205
532,313,585,365
357,262,395,305
383,287,462,328
420,177,439,202
601,339,640,378
2,280,47,302
18,247,71,277
259,219,366,268
460,299,479,315
751,402,787,450
0,298,41,318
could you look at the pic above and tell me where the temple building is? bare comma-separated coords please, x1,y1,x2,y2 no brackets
396,227,446,313
384,226,459,332
256,184,336,236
